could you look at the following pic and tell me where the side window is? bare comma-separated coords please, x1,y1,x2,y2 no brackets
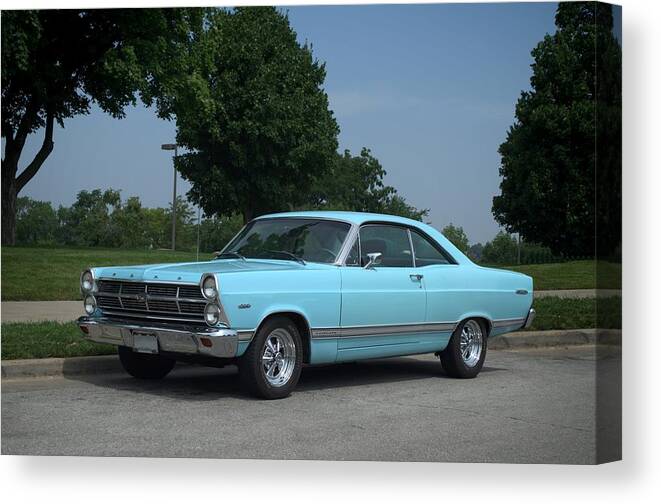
410,230,452,266
345,236,360,266
359,225,413,267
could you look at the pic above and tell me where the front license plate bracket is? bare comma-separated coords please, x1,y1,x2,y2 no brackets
132,331,159,354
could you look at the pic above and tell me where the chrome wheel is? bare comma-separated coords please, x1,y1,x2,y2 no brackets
261,328,296,387
460,320,483,367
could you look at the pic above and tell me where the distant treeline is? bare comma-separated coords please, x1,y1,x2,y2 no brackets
15,190,244,253
17,190,577,265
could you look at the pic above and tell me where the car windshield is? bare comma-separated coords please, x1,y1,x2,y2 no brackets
222,218,351,264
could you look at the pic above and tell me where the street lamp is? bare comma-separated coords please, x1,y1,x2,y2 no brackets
161,143,177,251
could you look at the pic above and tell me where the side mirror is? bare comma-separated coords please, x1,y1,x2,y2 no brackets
364,252,382,269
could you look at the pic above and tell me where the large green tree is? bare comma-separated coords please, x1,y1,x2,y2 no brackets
172,7,339,223
1,8,203,245
311,148,428,221
492,2,621,257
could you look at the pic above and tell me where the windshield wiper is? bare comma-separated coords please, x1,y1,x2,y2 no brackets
264,250,306,265
214,251,247,261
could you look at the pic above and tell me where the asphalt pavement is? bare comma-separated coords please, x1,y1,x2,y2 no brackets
1,345,621,464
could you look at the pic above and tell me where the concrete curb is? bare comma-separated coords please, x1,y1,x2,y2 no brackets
488,328,621,350
1,355,121,380
2,329,621,380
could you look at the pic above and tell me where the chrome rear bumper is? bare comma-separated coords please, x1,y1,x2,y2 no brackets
77,316,238,358
523,308,536,329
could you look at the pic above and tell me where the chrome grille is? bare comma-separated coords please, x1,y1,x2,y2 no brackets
96,280,206,323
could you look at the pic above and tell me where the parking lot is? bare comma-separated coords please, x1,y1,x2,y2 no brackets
1,345,620,464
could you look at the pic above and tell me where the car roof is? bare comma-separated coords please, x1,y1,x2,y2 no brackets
255,210,426,227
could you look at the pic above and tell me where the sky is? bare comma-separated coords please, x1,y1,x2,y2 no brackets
11,2,621,244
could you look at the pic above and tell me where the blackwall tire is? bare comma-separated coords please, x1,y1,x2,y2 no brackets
439,318,487,379
239,316,303,399
117,346,176,379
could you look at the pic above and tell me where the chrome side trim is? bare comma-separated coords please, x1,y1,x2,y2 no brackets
492,317,527,328
310,321,457,340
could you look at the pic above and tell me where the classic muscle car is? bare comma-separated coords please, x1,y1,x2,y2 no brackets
77,211,535,399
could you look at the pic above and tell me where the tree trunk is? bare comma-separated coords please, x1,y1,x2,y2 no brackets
1,110,54,245
1,166,18,246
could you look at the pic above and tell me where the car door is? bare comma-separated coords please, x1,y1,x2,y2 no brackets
338,224,427,361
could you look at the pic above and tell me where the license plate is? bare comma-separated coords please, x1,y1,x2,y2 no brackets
132,332,159,354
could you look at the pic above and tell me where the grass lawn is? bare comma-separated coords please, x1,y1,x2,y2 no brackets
1,298,620,359
1,246,621,300
496,260,622,291
529,296,621,331
1,322,115,360
1,246,204,301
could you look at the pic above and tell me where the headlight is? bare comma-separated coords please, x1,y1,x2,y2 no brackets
202,275,218,300
83,295,97,315
204,303,220,326
81,270,94,293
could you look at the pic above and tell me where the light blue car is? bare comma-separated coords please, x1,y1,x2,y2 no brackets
77,211,535,399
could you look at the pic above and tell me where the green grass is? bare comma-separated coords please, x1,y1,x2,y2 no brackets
1,246,621,300
529,297,621,331
495,260,622,291
1,322,116,360
1,246,205,301
0,298,620,359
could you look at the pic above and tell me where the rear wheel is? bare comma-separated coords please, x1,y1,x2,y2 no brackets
117,346,176,379
239,316,303,399
439,318,487,378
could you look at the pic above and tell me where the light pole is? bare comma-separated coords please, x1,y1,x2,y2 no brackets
161,143,177,251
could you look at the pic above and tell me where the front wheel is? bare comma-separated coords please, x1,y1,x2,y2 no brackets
239,316,303,399
118,346,176,379
439,318,487,378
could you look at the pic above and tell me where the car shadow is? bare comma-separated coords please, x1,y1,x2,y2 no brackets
64,356,505,401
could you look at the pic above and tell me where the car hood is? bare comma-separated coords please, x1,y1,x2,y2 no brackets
93,259,324,284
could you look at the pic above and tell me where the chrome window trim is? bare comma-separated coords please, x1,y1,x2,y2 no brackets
407,226,458,266
337,224,361,266
352,222,415,268
220,216,356,266
407,228,417,267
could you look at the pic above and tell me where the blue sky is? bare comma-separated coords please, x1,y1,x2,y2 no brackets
11,2,621,243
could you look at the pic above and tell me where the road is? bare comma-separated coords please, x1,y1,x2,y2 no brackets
1,346,620,464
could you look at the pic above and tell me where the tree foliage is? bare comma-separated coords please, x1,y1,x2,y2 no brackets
15,190,221,250
1,8,204,244
441,223,469,254
310,148,428,221
172,7,339,223
492,2,621,257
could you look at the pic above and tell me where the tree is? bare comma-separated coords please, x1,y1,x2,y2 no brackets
1,8,203,245
482,232,518,265
15,196,59,245
311,148,429,221
468,243,484,262
441,223,469,254
57,189,121,247
492,2,621,257
172,7,339,224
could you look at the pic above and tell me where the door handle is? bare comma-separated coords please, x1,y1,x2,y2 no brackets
410,274,423,281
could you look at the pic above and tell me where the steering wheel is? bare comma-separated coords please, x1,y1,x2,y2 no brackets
316,248,338,261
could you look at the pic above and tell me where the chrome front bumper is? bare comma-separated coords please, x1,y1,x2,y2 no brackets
77,316,238,358
523,308,536,329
